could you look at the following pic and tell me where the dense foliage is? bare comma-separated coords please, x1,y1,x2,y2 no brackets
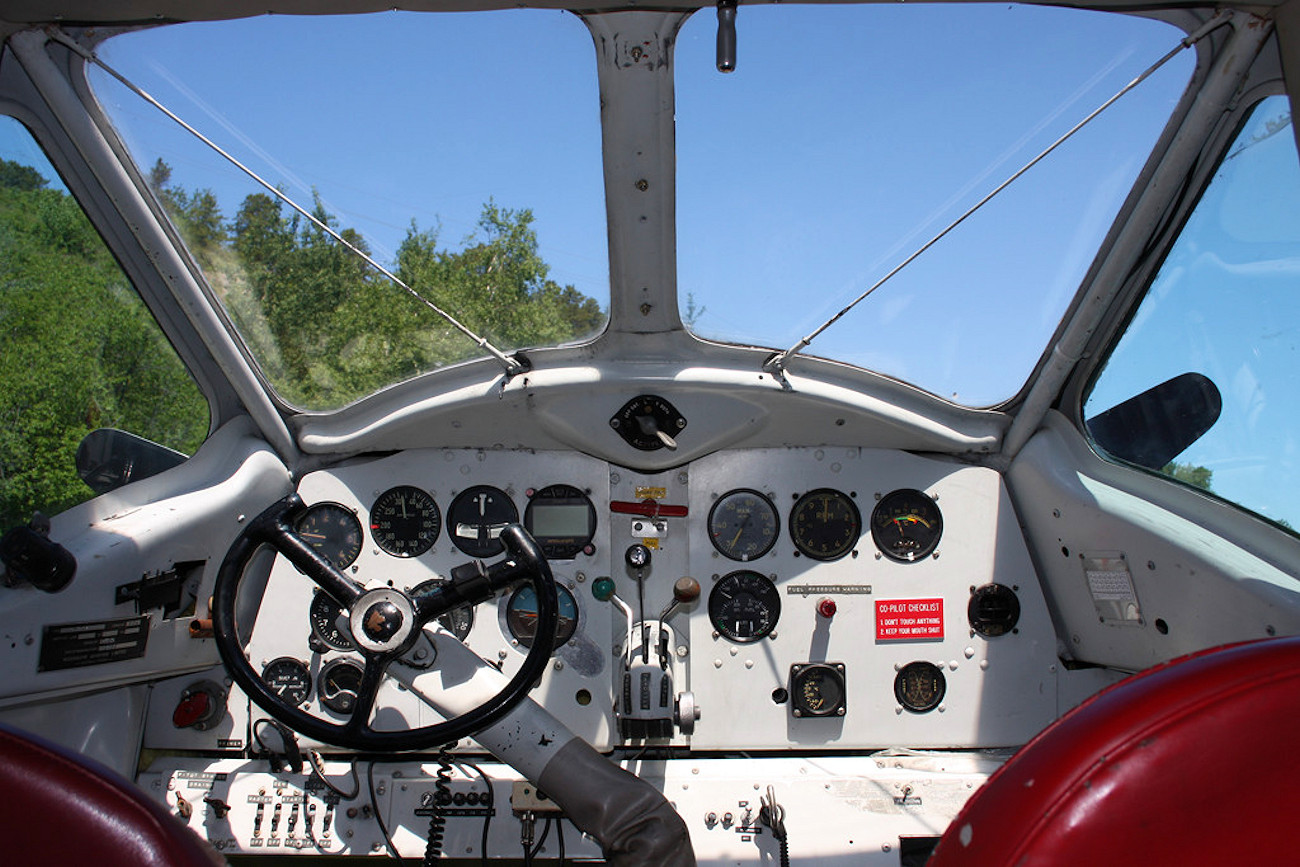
0,156,604,525
154,160,604,409
0,160,209,527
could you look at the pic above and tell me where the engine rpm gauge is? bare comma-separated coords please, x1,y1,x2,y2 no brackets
261,657,312,707
370,486,441,557
295,502,363,569
871,489,943,562
789,489,861,561
447,486,519,558
708,489,779,561
894,661,946,713
309,591,353,651
505,585,579,649
708,570,781,643
318,659,364,716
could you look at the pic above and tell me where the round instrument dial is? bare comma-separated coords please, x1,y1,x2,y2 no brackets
410,578,474,640
709,489,779,561
370,486,441,557
318,658,364,716
309,591,353,651
968,583,1020,637
871,489,943,562
894,661,946,713
447,486,519,558
505,585,579,649
790,663,846,718
789,489,861,561
295,502,363,569
708,570,781,643
523,484,596,560
261,657,312,707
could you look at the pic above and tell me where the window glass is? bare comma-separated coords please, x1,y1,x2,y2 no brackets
675,4,1192,405
91,11,608,411
0,117,209,527
1085,96,1300,528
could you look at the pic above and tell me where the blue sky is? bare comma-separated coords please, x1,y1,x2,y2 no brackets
86,5,1194,406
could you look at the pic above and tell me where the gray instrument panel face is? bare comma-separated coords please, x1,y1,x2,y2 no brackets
234,446,1059,752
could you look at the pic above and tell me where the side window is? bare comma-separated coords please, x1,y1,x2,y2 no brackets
1084,96,1299,529
0,117,209,527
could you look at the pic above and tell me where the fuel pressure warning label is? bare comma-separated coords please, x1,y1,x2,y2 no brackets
39,616,149,671
875,598,944,641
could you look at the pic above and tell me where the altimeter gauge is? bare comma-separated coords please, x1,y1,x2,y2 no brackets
370,485,441,557
870,489,943,562
709,489,779,561
309,591,353,651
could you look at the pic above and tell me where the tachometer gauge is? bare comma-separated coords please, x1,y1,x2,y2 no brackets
410,578,474,640
318,659,364,716
505,585,579,649
708,570,781,643
894,661,946,713
309,591,353,651
789,488,861,561
447,486,519,558
871,489,943,562
261,657,312,707
370,485,441,557
523,484,596,559
295,502,363,569
708,489,779,561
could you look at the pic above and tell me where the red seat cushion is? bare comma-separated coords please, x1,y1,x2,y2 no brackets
0,723,223,866
930,637,1300,866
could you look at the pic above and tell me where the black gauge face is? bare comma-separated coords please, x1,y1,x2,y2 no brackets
789,488,861,561
295,502,363,569
894,661,946,713
410,579,474,640
318,659,364,716
790,663,846,718
708,570,781,643
370,486,441,557
524,485,596,560
871,489,943,562
309,591,353,651
968,583,1021,637
709,489,779,562
506,585,579,649
261,657,312,706
448,486,519,558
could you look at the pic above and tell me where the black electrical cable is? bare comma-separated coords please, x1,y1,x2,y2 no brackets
366,761,402,859
556,816,566,865
422,745,455,865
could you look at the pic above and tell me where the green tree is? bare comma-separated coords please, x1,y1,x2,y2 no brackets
1161,461,1213,491
0,159,208,526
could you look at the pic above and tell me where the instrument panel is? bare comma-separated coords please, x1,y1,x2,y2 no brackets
232,446,1061,753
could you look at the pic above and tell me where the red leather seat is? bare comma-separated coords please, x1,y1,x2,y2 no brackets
0,723,224,866
929,637,1300,866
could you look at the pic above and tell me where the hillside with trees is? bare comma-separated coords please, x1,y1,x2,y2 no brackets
0,157,604,526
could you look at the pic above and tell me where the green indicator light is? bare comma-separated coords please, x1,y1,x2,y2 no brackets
591,576,616,602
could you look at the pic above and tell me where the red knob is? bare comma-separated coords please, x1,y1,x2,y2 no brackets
817,597,837,618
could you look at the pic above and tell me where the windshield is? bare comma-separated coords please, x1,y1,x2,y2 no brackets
92,10,608,410
90,5,1193,411
676,4,1192,406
